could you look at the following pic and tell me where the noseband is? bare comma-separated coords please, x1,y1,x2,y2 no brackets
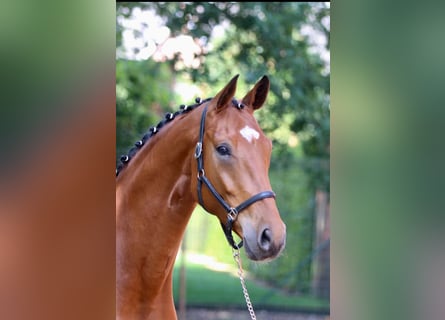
194,103,276,249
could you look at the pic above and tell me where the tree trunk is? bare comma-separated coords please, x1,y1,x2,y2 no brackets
312,189,330,299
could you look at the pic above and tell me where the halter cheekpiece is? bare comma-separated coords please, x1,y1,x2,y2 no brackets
194,101,276,249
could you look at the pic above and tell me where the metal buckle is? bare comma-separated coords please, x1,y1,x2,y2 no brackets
227,208,238,222
194,142,202,159
197,169,205,180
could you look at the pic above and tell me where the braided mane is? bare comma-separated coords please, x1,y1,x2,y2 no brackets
116,97,213,177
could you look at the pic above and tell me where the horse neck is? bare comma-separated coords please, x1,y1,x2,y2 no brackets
116,108,202,256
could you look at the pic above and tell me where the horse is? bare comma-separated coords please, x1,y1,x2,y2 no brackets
116,75,286,319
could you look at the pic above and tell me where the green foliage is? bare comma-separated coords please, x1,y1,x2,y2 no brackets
185,206,237,265
116,59,175,164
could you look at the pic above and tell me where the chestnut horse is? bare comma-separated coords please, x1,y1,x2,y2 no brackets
116,75,286,319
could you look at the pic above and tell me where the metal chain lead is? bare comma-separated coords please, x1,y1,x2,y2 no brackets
232,247,257,320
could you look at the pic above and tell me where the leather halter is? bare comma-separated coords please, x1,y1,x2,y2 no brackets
194,103,276,249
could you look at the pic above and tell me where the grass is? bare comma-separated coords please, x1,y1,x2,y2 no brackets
172,252,329,312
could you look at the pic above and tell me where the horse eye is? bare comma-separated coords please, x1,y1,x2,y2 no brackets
216,144,231,156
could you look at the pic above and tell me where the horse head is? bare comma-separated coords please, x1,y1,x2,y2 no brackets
191,75,286,261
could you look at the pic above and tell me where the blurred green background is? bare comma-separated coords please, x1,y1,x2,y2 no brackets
116,2,330,314
332,1,445,320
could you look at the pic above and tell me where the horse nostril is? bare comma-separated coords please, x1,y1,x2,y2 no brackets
259,228,272,251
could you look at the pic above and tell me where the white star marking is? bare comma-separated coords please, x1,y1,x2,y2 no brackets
239,125,260,143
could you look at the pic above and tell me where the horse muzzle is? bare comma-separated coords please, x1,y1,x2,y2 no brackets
242,222,286,261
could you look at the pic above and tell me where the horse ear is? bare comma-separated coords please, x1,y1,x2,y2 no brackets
214,74,239,110
241,75,270,111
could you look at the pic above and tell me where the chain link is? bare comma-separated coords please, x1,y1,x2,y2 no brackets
233,247,257,320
